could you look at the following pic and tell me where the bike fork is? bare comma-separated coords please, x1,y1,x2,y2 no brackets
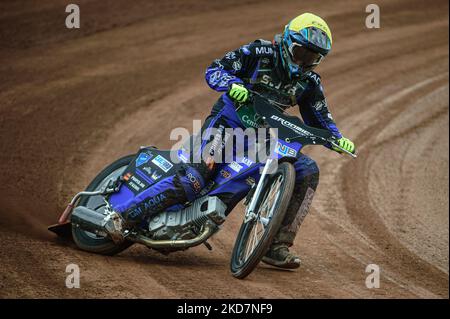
244,158,277,223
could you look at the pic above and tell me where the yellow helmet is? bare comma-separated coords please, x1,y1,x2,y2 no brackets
280,13,332,78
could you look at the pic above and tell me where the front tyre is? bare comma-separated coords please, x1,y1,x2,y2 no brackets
71,155,135,255
230,162,296,279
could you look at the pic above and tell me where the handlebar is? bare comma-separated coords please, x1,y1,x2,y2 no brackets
246,88,358,159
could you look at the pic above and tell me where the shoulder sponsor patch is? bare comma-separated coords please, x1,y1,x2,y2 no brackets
152,155,173,173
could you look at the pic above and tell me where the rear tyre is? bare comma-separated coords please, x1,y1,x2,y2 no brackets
230,162,296,279
72,155,135,255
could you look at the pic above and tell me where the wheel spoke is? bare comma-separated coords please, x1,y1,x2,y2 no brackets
238,173,285,265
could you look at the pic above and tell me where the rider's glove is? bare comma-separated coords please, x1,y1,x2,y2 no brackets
228,83,249,103
332,137,355,154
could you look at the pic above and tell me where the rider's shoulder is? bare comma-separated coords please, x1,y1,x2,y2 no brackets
240,39,275,57
303,71,322,87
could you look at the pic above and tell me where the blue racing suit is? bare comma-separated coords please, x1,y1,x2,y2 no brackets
122,36,342,246
201,36,342,245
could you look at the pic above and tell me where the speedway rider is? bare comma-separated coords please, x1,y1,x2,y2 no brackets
112,13,356,269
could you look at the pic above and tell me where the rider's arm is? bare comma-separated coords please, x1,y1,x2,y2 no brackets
296,72,342,139
205,40,272,92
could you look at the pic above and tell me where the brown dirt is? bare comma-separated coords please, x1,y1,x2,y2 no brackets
0,0,448,298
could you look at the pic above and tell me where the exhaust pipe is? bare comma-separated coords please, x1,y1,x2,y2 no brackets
131,223,216,249
70,206,108,237
71,206,218,249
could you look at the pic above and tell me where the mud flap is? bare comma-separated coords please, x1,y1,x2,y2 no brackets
48,222,72,238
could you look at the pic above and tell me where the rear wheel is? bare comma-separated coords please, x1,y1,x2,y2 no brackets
230,162,296,279
71,155,135,255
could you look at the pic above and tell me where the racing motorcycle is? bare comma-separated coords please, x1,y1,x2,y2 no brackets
48,92,356,279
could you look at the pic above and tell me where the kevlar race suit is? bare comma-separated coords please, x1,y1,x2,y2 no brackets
123,37,342,247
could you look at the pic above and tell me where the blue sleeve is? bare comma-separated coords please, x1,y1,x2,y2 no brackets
205,46,250,91
205,41,268,92
297,74,342,139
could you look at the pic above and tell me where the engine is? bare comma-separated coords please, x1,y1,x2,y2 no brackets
147,196,227,240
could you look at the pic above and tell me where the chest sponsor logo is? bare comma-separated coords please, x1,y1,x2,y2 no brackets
255,47,273,55
260,75,297,95
152,155,173,173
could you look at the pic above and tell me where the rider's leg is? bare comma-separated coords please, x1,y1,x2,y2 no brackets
114,103,236,232
119,162,211,223
263,153,319,269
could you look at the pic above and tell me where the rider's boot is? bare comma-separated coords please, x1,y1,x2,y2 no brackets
262,172,319,269
262,243,301,269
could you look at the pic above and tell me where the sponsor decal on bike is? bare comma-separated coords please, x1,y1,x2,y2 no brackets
275,142,297,157
220,169,232,179
151,171,162,181
123,172,132,181
228,161,243,173
152,155,173,173
135,152,152,167
270,115,313,136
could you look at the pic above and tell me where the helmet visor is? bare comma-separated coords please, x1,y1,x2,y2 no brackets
289,44,323,70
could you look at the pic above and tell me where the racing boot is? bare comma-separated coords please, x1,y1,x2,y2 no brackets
262,172,319,269
262,243,301,269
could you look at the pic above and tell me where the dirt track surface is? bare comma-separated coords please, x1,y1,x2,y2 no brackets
0,0,448,298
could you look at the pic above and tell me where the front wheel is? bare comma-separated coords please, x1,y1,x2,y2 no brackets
71,155,135,255
230,162,296,279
